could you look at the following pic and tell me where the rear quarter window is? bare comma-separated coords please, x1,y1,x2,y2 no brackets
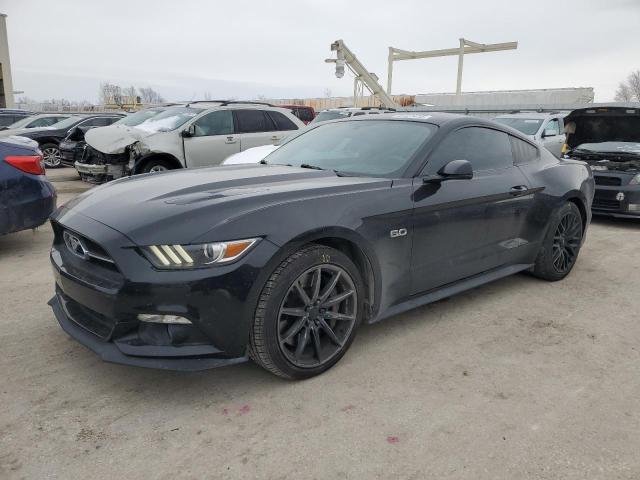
268,111,299,131
510,136,540,165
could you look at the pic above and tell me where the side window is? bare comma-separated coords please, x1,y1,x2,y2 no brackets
267,111,299,131
544,119,560,136
425,127,514,173
352,112,365,116
78,117,109,128
234,109,274,133
510,136,540,165
104,117,121,126
192,110,234,137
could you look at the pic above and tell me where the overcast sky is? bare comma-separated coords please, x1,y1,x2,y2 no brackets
1,0,638,102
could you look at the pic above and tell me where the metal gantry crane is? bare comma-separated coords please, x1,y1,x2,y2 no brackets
326,40,400,109
386,38,518,95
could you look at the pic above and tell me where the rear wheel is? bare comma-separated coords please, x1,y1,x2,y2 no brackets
41,143,62,168
532,202,583,281
249,245,364,379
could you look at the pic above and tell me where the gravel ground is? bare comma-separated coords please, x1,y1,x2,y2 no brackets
1,169,639,479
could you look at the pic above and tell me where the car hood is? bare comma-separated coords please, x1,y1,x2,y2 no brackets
60,164,391,245
85,124,156,154
565,107,640,149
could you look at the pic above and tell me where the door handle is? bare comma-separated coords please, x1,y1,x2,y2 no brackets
225,136,237,144
509,185,529,196
270,135,280,141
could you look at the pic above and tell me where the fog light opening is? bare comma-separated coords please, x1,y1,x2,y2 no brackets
137,314,192,325
627,203,640,212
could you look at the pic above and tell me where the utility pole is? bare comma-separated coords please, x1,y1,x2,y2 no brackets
386,38,517,96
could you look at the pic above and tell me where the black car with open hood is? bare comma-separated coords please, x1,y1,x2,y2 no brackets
563,105,640,218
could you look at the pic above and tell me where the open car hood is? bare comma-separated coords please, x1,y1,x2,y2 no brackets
565,106,640,150
84,125,154,154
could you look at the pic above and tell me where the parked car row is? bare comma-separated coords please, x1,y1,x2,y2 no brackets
0,112,125,167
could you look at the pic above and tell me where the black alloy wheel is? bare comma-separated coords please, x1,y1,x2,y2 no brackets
277,264,357,368
249,245,364,379
552,209,582,274
532,201,583,281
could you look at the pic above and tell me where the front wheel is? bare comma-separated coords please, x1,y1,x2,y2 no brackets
41,143,62,168
532,202,583,281
249,245,364,379
140,158,173,174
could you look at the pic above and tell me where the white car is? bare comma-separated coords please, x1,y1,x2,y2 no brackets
222,144,279,165
77,101,304,182
494,112,567,158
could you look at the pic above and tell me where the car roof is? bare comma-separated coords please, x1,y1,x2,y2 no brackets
324,111,539,144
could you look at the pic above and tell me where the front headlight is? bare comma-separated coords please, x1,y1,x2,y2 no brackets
629,174,640,185
142,238,259,269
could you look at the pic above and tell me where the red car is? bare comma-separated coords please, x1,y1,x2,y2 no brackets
279,105,315,124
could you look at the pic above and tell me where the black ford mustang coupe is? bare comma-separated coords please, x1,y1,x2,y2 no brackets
49,113,594,379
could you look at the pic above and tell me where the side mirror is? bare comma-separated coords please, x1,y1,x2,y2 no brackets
423,159,473,184
182,124,196,137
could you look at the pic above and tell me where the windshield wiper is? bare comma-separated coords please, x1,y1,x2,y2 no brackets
299,163,349,177
299,163,324,170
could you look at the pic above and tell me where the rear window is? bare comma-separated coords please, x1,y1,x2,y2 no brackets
296,107,314,122
495,117,543,136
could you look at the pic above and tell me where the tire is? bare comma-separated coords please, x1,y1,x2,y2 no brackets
532,202,583,281
41,143,62,168
140,158,173,174
249,245,364,380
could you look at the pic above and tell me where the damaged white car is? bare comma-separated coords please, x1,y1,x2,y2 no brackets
75,101,304,183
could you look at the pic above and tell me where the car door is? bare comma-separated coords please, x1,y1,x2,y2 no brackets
541,118,564,157
410,126,533,295
233,109,281,151
182,110,239,167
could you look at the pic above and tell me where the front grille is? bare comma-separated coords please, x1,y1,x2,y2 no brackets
592,198,621,210
55,224,117,270
594,176,622,186
58,290,116,339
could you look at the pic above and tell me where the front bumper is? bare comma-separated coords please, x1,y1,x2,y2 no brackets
592,175,640,218
49,293,248,371
48,210,280,371
74,161,127,183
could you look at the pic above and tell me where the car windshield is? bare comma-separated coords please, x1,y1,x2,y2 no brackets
495,117,543,135
574,141,640,155
8,116,41,129
310,110,352,124
114,108,167,126
264,120,437,177
134,107,203,133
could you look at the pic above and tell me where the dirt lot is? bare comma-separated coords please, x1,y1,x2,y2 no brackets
1,168,639,479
